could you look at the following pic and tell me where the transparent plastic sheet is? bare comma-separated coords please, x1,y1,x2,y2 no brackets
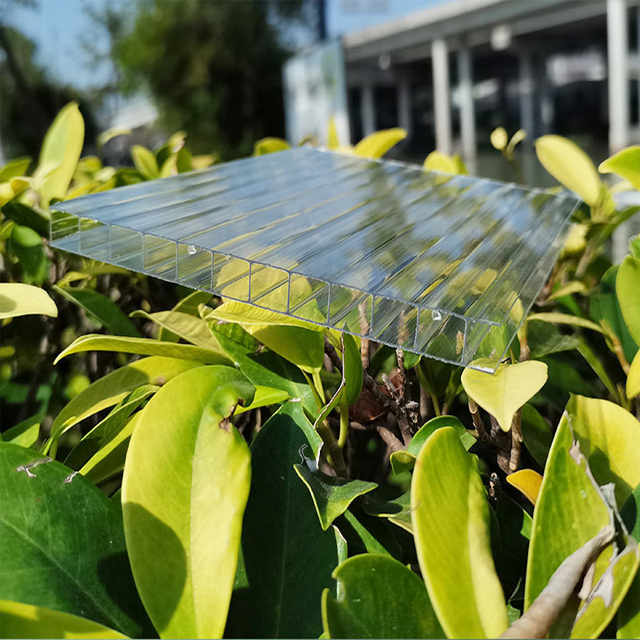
50,148,579,371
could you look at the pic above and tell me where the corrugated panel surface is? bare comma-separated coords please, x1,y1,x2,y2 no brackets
50,147,579,370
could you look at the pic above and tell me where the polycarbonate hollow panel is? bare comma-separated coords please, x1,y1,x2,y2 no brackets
50,148,579,371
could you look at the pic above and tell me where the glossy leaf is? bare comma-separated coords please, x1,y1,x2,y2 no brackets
0,600,128,639
520,404,553,468
591,265,638,363
618,486,640,639
46,356,203,455
0,156,31,181
38,102,84,205
562,395,640,508
55,334,230,366
527,312,605,334
337,509,401,559
0,443,152,637
412,427,508,638
234,385,290,414
353,128,406,159
390,415,474,474
599,146,640,190
423,150,459,174
535,135,601,206
2,414,40,448
0,283,57,319
628,349,640,399
54,286,140,337
2,201,50,236
525,411,639,638
527,319,580,358
130,145,158,180
205,301,324,372
63,385,157,470
122,366,254,638
294,464,377,530
209,323,316,412
363,489,413,534
462,359,548,432
342,332,363,405
506,469,543,505
10,224,48,284
617,255,640,346
131,309,220,350
158,291,212,342
226,402,342,639
322,554,443,639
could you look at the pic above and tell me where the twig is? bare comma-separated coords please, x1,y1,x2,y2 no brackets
419,386,431,422
395,348,407,400
490,415,512,475
358,302,370,369
468,399,490,445
509,410,523,474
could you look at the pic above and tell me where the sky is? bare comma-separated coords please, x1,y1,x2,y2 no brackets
4,0,447,89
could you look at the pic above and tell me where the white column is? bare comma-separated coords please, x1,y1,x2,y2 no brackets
607,0,630,153
361,83,376,137
457,46,476,172
518,51,535,137
432,38,452,155
397,78,412,138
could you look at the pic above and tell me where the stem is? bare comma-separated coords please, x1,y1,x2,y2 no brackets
468,398,490,444
431,392,441,417
509,410,523,474
337,395,349,448
316,421,348,478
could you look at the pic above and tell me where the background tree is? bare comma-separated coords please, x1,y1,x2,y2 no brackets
113,0,316,159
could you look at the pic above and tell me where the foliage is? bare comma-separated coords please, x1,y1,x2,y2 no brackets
1,103,639,639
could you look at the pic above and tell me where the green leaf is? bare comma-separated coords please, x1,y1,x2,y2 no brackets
576,339,620,402
0,283,57,319
547,280,588,301
1,201,50,237
294,464,377,530
10,224,48,284
527,319,580,358
423,150,460,174
210,323,316,413
342,332,363,405
130,145,158,180
122,366,254,638
336,509,401,559
322,554,444,639
462,359,548,432
628,350,640,399
0,156,31,181
46,356,203,456
520,404,553,469
97,126,132,148
0,443,152,637
53,286,140,337
54,334,230,366
618,486,640,639
131,309,222,349
490,127,508,151
599,146,640,190
205,301,324,373
354,128,406,159
38,102,85,206
591,265,638,363
253,137,291,155
617,255,640,346
234,384,290,414
535,135,602,206
390,415,474,474
412,427,508,638
63,385,157,471
225,402,342,639
2,415,40,448
0,600,128,639
362,489,413,534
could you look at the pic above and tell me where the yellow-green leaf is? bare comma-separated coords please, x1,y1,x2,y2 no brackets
506,469,543,505
617,255,640,345
0,600,128,639
562,223,589,256
490,127,508,151
97,127,132,148
327,117,339,149
253,137,291,156
354,128,406,159
423,150,459,174
412,427,508,638
45,356,204,456
462,359,548,432
131,309,222,350
122,366,254,638
38,102,85,206
548,281,587,301
54,334,230,366
627,350,640,399
599,146,640,190
0,283,57,319
527,312,605,334
535,135,602,206
131,145,158,180
0,157,31,182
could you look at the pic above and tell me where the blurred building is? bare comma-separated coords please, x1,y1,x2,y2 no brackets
284,0,640,257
